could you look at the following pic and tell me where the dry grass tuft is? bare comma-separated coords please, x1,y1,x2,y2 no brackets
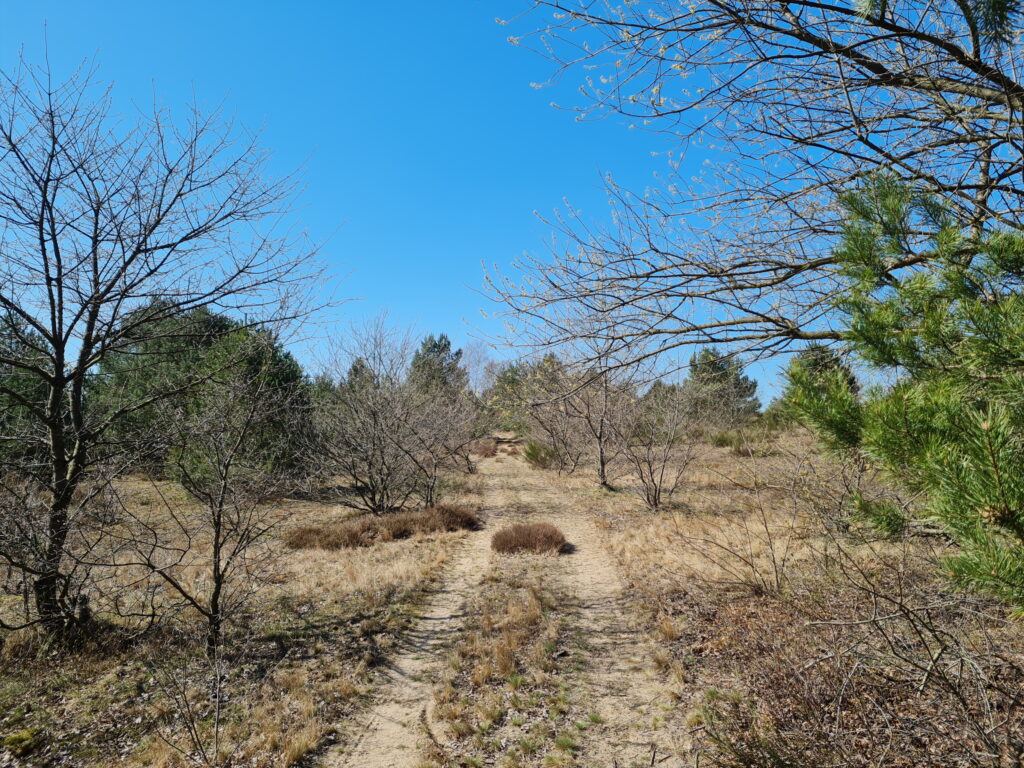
472,439,498,458
284,504,481,551
491,522,568,554
433,566,578,764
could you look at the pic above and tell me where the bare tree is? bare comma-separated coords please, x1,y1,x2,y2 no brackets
319,323,422,514
520,355,587,473
317,320,478,512
401,386,479,507
122,351,292,656
490,0,1024,367
618,381,707,509
0,63,318,634
567,368,626,488
460,340,496,397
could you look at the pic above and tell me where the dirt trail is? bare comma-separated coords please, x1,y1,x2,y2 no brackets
512,469,682,766
322,490,500,767
323,451,679,767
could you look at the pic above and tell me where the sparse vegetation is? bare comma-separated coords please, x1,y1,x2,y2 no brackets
0,499,472,766
522,441,559,470
430,562,580,767
8,1,1024,764
597,432,1024,766
472,439,499,458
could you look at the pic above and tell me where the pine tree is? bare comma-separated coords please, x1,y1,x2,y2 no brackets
788,344,858,394
484,361,529,432
686,347,760,419
0,317,50,472
788,175,1024,609
90,305,311,478
409,334,468,394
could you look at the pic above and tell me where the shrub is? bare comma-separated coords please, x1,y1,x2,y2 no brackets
710,430,738,449
284,519,373,550
429,503,482,532
522,441,559,470
285,504,481,550
473,439,498,458
491,522,568,554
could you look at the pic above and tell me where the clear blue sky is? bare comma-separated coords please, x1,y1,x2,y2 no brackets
1,2,782,395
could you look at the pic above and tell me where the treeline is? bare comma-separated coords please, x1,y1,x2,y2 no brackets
485,347,762,507
3,273,769,654
0,302,494,646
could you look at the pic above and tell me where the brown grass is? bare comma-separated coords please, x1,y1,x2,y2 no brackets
575,429,1024,768
491,522,568,554
284,504,481,551
0,475,484,768
472,439,498,458
431,563,578,765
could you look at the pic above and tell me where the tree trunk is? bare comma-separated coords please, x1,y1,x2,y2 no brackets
33,485,74,633
206,614,221,658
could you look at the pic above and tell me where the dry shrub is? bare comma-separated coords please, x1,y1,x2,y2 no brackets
491,522,568,554
522,441,559,469
284,520,371,550
285,504,480,551
686,553,1024,768
429,503,482,531
472,439,498,458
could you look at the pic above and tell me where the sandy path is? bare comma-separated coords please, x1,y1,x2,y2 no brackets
513,471,683,766
322,471,503,768
322,451,679,766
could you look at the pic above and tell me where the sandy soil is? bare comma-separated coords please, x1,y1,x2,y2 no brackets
322,449,679,767
502,460,682,766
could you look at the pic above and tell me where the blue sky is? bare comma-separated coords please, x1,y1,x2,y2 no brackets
1,2,782,396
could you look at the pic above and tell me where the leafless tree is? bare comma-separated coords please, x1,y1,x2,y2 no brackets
519,355,588,473
566,368,627,488
460,340,496,397
402,386,480,507
120,350,294,656
0,469,128,631
318,320,479,512
490,0,1024,368
618,380,708,509
318,324,422,514
0,62,318,634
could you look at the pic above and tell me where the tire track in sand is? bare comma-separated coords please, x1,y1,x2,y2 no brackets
321,467,503,768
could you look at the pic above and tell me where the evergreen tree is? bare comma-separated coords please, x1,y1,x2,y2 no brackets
409,334,468,394
780,344,859,435
789,344,858,394
788,175,1024,608
685,347,760,419
0,318,50,472
90,305,311,478
484,361,529,432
